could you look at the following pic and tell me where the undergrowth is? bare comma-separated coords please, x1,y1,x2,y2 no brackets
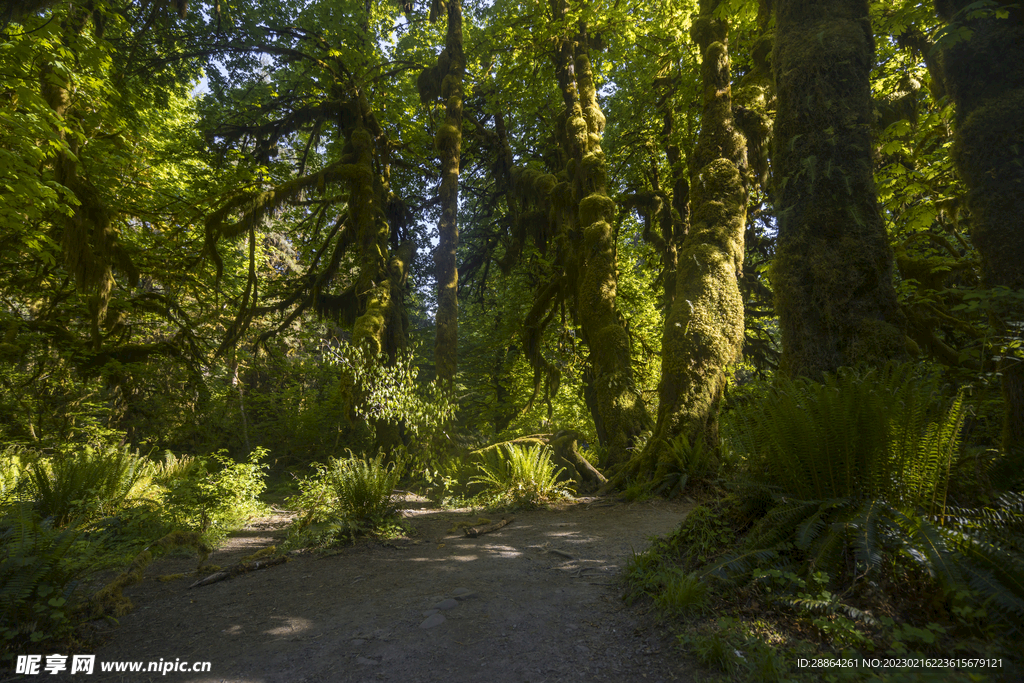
285,450,406,550
0,439,269,659
470,443,573,508
622,364,1024,681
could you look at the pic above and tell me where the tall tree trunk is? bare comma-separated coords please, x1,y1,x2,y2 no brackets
613,0,747,484
434,0,464,388
771,0,905,380
934,0,1024,453
548,8,650,467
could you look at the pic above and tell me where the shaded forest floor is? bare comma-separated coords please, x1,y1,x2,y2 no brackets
66,496,699,682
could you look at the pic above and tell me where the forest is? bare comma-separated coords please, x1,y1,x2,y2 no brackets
1,0,1023,678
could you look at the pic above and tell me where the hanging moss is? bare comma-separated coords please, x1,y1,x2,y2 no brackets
434,122,462,153
352,285,389,357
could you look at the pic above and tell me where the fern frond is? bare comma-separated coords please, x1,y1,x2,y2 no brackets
848,498,890,570
703,547,780,580
891,509,961,587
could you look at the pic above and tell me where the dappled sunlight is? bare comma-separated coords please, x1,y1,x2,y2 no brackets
407,554,480,562
476,544,522,558
263,616,313,637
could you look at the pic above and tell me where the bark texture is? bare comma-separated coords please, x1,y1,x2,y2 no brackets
550,14,650,468
771,0,905,380
613,0,747,484
433,0,464,388
934,0,1024,453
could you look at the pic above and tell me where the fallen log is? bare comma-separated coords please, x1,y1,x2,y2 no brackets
190,554,288,588
463,517,514,538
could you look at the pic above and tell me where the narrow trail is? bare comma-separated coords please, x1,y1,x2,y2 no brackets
77,497,697,682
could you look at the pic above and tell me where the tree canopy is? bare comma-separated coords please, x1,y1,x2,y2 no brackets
1,0,1021,467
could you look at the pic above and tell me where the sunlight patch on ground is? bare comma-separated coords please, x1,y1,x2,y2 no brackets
476,544,522,558
264,616,313,637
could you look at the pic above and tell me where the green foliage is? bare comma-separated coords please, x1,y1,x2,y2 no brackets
286,451,403,548
150,451,202,486
622,544,669,605
470,444,572,508
0,504,94,658
684,364,1024,642
236,340,456,465
420,455,480,508
25,442,150,528
653,568,710,616
0,445,28,503
666,504,737,567
678,618,746,676
653,433,736,497
161,448,269,543
328,453,403,526
727,363,964,510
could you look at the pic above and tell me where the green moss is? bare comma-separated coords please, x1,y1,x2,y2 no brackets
771,0,905,379
579,194,615,226
434,122,462,153
352,285,389,357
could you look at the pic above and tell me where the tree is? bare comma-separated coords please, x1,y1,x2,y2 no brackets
771,0,906,379
428,0,465,389
933,0,1024,453
616,0,749,481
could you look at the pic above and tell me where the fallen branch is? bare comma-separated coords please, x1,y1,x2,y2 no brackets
464,517,514,538
190,554,288,588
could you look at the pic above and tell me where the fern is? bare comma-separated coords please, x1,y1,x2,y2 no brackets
470,443,571,507
329,451,402,525
29,442,149,527
1,504,91,650
704,546,781,580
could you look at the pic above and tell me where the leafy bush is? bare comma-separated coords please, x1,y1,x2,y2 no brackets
420,454,478,507
710,362,1024,634
727,363,964,507
0,445,28,504
653,433,734,497
149,450,201,486
161,448,269,542
236,341,456,465
654,568,710,616
26,442,151,527
470,444,572,507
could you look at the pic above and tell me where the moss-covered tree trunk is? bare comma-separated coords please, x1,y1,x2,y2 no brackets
934,1,1024,453
771,0,905,380
613,0,747,484
433,0,464,388
548,12,650,467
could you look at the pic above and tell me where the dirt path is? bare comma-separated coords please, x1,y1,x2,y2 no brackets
78,496,696,682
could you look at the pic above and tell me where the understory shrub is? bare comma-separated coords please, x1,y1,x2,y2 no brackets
470,443,572,507
625,364,1023,679
714,363,1024,630
25,443,151,527
286,451,403,547
160,448,269,543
